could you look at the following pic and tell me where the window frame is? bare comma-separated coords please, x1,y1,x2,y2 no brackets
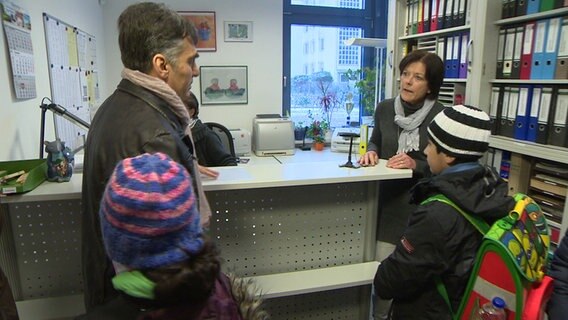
282,1,388,123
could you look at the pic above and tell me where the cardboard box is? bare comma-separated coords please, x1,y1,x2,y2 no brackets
0,159,47,195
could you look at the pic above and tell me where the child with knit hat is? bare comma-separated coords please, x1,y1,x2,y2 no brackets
373,105,516,319
76,153,266,320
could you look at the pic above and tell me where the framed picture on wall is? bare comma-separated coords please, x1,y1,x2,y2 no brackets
224,21,253,42
200,66,248,105
179,11,216,52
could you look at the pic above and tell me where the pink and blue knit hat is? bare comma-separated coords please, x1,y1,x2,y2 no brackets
99,152,203,269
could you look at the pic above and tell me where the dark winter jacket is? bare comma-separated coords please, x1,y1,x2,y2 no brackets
547,229,568,320
81,79,198,310
367,98,445,243
191,119,238,167
374,163,515,320
75,273,267,320
0,214,18,320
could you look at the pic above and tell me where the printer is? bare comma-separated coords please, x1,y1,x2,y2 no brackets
252,115,295,156
229,129,252,156
331,127,361,153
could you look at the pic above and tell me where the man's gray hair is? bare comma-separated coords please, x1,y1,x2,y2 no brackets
117,2,198,73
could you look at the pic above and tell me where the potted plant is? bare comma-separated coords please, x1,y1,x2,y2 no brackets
314,71,342,129
306,115,329,151
294,121,306,141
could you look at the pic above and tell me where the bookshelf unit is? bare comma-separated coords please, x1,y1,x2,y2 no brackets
387,1,568,241
489,4,568,242
386,1,499,107
488,136,568,248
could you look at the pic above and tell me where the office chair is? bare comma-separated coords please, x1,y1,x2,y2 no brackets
204,122,237,158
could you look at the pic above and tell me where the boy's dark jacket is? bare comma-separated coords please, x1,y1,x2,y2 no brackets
76,273,267,320
374,164,515,320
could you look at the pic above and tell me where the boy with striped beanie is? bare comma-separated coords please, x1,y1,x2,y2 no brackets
78,153,267,319
373,105,515,319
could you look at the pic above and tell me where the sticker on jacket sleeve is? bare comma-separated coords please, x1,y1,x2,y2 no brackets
401,236,414,254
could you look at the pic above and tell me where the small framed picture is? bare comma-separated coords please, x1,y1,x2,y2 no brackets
199,66,248,105
224,21,253,42
179,11,217,52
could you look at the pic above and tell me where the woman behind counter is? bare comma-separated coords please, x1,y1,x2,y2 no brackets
358,49,445,319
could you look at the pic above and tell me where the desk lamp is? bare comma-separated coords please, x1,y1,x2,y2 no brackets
39,100,90,159
338,132,360,169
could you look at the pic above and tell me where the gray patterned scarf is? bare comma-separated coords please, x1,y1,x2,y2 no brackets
394,95,435,153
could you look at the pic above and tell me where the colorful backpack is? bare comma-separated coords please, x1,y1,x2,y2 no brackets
423,193,554,320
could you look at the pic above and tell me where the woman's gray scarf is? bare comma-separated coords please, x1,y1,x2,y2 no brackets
394,95,435,153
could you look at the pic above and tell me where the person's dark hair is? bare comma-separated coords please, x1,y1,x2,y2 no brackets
399,50,444,99
117,2,198,73
429,138,482,165
185,92,199,119
144,239,220,306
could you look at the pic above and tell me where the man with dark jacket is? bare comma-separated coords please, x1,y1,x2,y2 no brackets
374,105,515,319
547,229,568,319
81,2,211,311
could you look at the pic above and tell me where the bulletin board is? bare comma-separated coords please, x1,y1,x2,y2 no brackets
42,13,99,152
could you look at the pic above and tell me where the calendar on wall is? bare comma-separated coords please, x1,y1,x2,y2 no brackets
43,13,99,152
1,1,36,99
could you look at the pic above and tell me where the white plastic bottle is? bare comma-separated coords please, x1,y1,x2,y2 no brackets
477,297,507,320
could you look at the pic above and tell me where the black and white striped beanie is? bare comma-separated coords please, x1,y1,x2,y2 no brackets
427,104,491,158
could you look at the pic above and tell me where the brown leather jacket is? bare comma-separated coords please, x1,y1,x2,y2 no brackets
81,79,197,311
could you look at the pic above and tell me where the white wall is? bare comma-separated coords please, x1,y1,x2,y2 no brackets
0,0,283,161
0,0,106,161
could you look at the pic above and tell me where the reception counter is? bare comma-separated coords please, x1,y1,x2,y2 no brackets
0,150,411,320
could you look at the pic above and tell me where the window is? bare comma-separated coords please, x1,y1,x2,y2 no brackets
283,1,387,128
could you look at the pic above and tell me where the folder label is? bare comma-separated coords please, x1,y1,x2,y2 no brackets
543,17,561,78
530,88,542,119
518,87,529,117
555,18,568,79
539,91,552,123
503,28,515,77
549,87,568,147
532,20,547,79
552,93,568,127
527,86,542,142
523,23,535,56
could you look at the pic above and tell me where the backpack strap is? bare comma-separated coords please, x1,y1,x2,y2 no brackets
421,194,491,234
434,280,454,318
421,194,492,319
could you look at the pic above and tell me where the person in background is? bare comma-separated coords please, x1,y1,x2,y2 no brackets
547,229,568,319
206,78,221,92
374,105,514,319
76,153,267,320
81,2,213,311
0,215,18,320
185,92,238,167
228,79,239,92
358,50,446,319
